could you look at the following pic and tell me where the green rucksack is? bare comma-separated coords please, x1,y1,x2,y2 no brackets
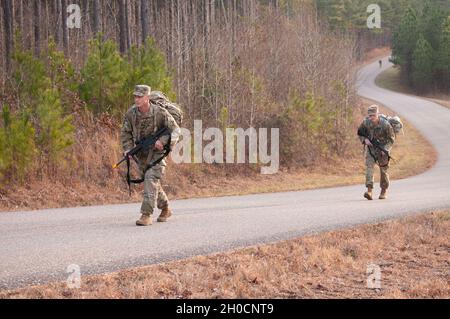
150,91,183,126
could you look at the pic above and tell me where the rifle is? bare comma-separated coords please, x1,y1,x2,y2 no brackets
113,126,172,194
357,126,394,166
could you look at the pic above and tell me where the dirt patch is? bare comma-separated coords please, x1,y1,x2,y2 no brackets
2,210,448,299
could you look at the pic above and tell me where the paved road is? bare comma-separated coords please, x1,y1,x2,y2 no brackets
1,57,450,290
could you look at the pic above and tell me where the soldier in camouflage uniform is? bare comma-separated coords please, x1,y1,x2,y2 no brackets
358,105,395,200
121,85,180,226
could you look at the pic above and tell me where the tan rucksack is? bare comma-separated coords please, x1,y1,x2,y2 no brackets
150,91,183,125
380,114,404,135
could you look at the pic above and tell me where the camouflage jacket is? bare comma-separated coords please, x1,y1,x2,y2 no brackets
358,116,395,153
120,103,180,168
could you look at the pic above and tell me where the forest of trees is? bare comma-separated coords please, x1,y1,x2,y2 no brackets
316,0,450,59
0,0,360,186
391,1,450,93
2,0,441,190
315,0,450,92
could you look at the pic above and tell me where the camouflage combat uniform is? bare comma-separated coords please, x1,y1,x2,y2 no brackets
120,97,180,218
358,116,395,190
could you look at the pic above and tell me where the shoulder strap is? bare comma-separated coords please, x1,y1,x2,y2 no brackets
125,140,172,195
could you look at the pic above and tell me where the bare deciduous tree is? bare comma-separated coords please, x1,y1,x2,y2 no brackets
33,0,41,55
61,0,69,53
118,0,127,54
140,0,149,43
92,0,101,35
1,0,13,72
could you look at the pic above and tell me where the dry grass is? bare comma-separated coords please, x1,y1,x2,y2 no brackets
2,209,448,299
0,97,436,211
375,67,450,109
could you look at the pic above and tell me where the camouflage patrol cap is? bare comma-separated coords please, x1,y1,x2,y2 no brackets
368,105,379,115
133,85,151,97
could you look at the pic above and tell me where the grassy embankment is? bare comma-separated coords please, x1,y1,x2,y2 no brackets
2,209,449,299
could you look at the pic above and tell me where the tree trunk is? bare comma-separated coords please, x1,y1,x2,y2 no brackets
10,0,14,33
1,0,13,73
141,0,149,44
18,0,24,47
33,0,41,55
118,0,127,54
44,1,49,43
54,0,61,45
125,0,131,50
19,0,24,29
61,0,69,53
92,0,103,35
92,0,99,36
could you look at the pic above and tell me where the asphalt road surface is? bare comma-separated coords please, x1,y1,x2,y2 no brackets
1,57,449,290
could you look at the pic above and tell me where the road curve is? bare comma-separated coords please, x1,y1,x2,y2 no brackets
1,57,450,290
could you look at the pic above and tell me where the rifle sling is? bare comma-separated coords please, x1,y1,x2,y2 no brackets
358,127,390,167
366,143,390,168
125,137,172,195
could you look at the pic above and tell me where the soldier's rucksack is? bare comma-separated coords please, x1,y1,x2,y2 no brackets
380,114,404,135
150,91,183,125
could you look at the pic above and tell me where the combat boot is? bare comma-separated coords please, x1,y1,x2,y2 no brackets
157,206,172,222
136,214,152,226
364,187,373,200
379,188,388,200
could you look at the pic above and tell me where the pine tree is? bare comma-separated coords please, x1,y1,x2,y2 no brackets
118,37,175,113
390,1,449,91
392,7,419,84
79,35,125,114
0,105,37,182
420,0,447,51
11,44,50,106
9,44,74,176
412,35,434,93
45,38,78,111
436,16,450,91
34,89,74,171
46,39,77,92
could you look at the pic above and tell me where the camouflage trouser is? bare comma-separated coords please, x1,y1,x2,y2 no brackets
140,164,169,216
365,152,390,190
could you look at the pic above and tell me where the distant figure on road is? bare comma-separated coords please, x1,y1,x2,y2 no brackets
357,105,395,200
379,60,382,68
120,85,180,226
